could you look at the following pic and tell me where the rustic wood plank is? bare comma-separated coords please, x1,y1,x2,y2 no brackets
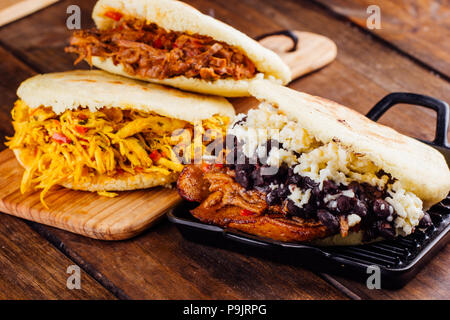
313,0,450,78
0,213,115,299
32,220,349,299
0,0,448,299
0,0,60,28
0,148,182,240
0,46,116,299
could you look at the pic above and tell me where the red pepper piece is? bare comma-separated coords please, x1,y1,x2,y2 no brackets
149,150,161,162
52,132,72,144
74,125,88,135
240,209,256,216
104,11,123,21
201,163,212,172
214,163,224,169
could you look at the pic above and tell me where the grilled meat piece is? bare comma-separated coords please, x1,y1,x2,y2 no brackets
177,165,331,242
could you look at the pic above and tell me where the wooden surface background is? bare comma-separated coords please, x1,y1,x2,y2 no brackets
0,0,448,299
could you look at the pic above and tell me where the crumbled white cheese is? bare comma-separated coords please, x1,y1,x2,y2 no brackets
228,103,316,160
347,214,361,227
293,142,388,190
323,193,340,203
287,185,311,209
342,190,355,198
268,183,279,191
385,181,424,236
266,147,297,167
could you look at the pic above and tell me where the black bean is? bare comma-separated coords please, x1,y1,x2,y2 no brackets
278,163,288,177
362,184,383,199
348,181,362,196
277,184,290,199
302,203,316,218
336,195,357,213
285,199,313,219
352,200,368,217
312,186,321,198
235,169,251,189
372,199,392,219
288,168,295,177
235,163,252,173
322,180,338,194
287,174,302,186
302,177,318,189
266,190,280,206
251,167,264,186
286,199,302,216
418,212,432,228
317,209,340,233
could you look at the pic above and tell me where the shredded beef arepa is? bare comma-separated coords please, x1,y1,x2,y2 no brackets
66,19,257,82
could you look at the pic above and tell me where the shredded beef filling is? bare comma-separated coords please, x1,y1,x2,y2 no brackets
65,19,257,81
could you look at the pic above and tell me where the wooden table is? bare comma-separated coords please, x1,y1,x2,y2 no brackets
0,0,448,300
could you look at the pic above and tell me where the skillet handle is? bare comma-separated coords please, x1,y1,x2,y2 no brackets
366,92,449,148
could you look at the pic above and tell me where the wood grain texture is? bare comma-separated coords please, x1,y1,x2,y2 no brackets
0,0,60,27
313,0,450,78
0,214,115,299
33,219,349,299
0,0,448,300
217,0,450,143
0,149,181,240
0,203,114,299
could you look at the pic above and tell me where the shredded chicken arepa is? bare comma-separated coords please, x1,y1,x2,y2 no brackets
6,100,229,207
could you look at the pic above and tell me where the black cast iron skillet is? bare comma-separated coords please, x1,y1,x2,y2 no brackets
168,92,450,289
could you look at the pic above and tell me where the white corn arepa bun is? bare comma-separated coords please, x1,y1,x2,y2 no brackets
14,70,234,192
17,70,235,121
90,0,291,97
90,57,265,97
249,80,450,209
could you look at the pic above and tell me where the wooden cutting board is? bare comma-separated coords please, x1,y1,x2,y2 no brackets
0,31,336,240
0,0,60,27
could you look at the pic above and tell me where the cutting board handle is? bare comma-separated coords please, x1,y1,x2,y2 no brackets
257,29,337,80
256,30,299,52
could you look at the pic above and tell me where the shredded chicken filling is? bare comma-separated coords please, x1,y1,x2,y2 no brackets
6,100,229,206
